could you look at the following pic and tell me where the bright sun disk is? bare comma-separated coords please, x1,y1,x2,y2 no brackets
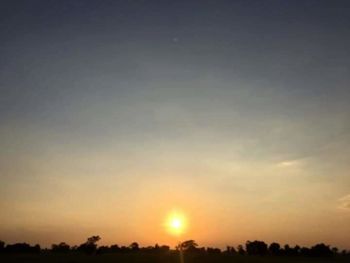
165,211,187,236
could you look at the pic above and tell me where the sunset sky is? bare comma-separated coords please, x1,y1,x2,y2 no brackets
1,0,350,249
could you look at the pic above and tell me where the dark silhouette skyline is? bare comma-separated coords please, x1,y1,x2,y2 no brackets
1,236,349,258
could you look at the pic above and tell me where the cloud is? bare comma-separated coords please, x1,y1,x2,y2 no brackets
277,161,298,167
338,195,350,210
276,159,303,168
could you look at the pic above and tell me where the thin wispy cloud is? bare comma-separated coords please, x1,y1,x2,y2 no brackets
277,160,299,168
338,195,350,210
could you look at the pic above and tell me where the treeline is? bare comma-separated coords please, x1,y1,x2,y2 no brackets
1,237,349,258
0,241,40,254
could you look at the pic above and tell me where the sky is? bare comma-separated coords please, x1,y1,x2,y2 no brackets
1,0,350,249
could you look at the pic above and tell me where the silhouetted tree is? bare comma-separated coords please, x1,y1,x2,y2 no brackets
300,247,311,256
71,245,78,251
88,236,101,244
225,246,236,254
158,245,170,253
282,244,300,256
207,247,221,254
310,243,333,257
269,242,281,255
33,244,40,253
178,240,198,252
110,244,120,253
129,242,139,251
96,245,110,254
141,246,155,253
246,240,268,256
332,247,338,255
78,235,101,254
120,246,129,253
283,244,293,256
5,243,40,254
0,240,5,252
293,245,301,255
237,244,245,255
51,242,70,253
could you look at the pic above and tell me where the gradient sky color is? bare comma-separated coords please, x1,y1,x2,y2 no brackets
1,0,350,249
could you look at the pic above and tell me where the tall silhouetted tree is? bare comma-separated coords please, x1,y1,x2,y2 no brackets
78,236,101,254
178,240,198,252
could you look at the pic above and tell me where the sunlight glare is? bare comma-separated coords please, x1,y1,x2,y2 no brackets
165,211,187,236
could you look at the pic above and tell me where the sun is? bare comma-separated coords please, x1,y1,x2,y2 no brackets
165,211,187,236
171,217,182,229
